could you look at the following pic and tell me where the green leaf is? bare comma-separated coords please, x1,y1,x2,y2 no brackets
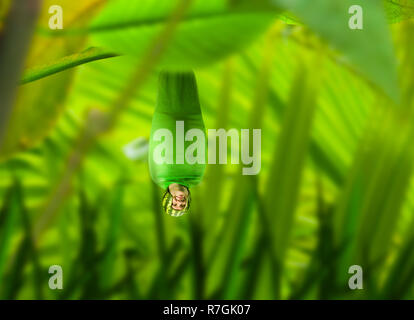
384,0,414,23
263,55,320,298
240,24,376,189
333,101,414,288
204,174,256,299
381,233,414,299
268,0,399,102
20,47,118,85
202,60,233,237
89,0,277,70
0,16,96,161
0,184,20,286
0,71,74,161
0,180,43,299
0,0,114,161
99,179,125,292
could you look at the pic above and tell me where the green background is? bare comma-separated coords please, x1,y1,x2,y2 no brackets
0,0,414,299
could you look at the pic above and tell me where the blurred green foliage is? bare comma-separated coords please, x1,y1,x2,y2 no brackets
0,0,413,299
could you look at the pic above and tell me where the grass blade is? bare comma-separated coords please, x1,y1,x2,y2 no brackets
263,52,321,298
20,47,118,85
0,184,20,287
99,179,125,293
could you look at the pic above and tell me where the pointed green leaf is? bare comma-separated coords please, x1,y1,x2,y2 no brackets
263,56,320,297
268,0,399,101
89,0,277,69
20,47,118,85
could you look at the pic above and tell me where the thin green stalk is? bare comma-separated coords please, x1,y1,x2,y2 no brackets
264,50,322,298
20,47,119,85
0,184,20,286
203,59,234,259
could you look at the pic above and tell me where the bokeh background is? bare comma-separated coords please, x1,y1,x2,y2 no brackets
0,0,414,299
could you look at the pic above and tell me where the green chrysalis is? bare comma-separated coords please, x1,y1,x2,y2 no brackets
149,71,206,216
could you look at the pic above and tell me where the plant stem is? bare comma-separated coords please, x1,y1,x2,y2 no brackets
0,0,42,149
20,47,119,84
